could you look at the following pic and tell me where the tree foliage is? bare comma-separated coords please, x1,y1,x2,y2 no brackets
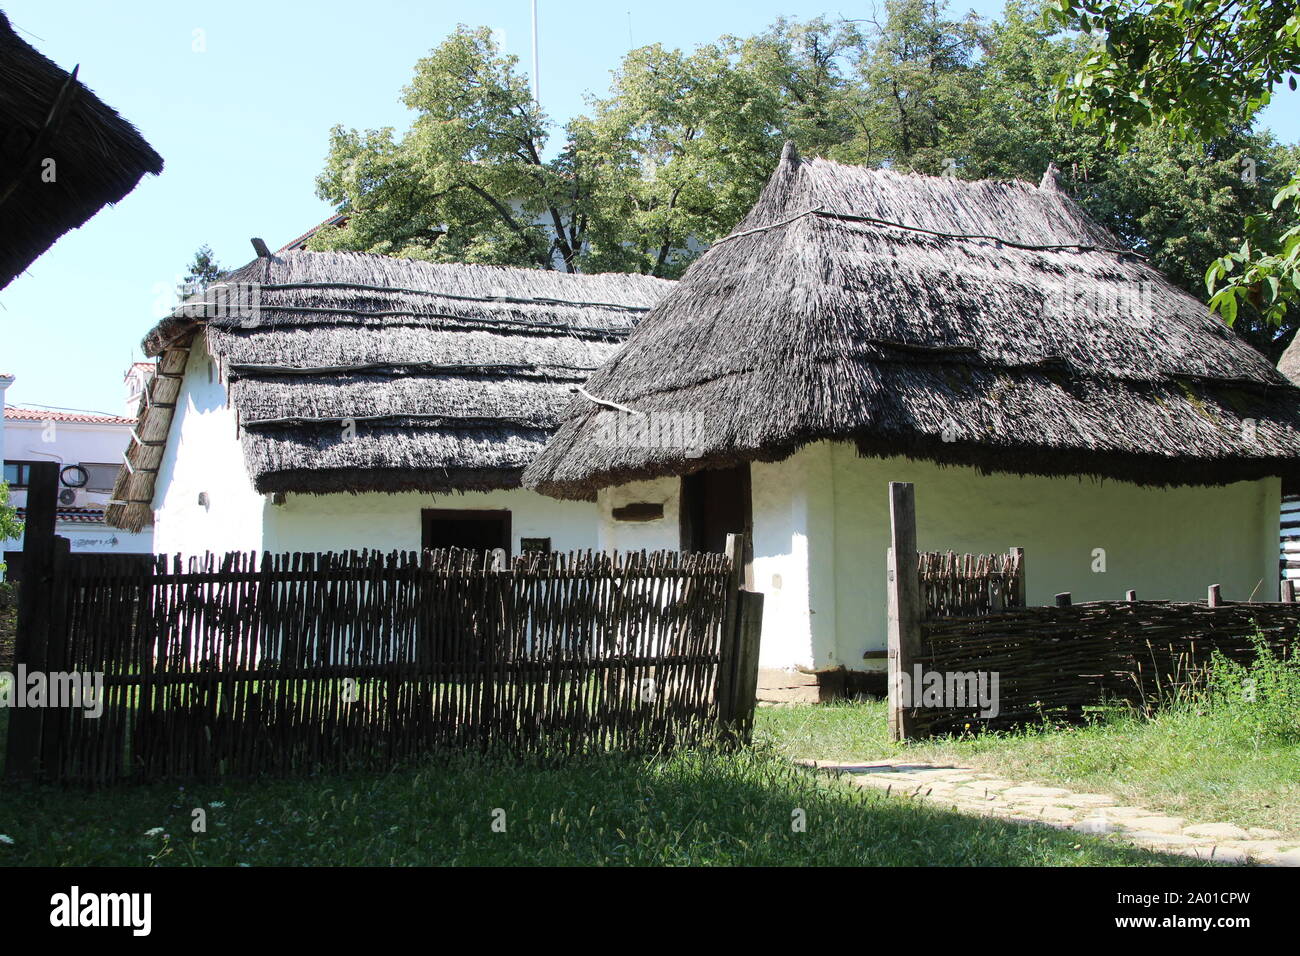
1049,0,1300,335
0,482,21,573
178,244,226,298
308,3,1300,353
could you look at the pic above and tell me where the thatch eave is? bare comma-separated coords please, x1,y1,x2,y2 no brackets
0,12,164,289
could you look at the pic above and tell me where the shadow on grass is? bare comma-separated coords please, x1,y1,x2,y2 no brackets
0,740,1210,867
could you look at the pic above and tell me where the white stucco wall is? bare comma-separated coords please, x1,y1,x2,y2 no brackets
825,444,1279,668
596,478,681,553
590,441,1281,674
263,486,600,554
151,337,267,556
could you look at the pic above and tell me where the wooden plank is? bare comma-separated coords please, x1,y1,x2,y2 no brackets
5,461,59,780
1010,546,1025,607
729,589,764,743
715,533,744,725
886,482,921,741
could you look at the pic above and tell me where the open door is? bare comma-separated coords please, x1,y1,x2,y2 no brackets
680,464,752,581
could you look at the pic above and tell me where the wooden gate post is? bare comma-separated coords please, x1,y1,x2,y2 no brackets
886,482,921,741
5,461,60,780
716,533,744,726
717,533,763,743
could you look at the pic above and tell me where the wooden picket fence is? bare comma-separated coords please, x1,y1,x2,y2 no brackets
4,468,763,785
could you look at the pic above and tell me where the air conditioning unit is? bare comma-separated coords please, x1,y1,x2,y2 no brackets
58,488,78,506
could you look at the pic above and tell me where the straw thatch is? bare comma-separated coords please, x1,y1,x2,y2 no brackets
0,12,163,289
106,251,671,531
524,142,1300,499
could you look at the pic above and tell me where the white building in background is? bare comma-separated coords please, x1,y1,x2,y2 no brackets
2,370,156,568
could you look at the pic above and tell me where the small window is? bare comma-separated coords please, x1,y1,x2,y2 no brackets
421,509,511,557
2,460,40,488
80,462,121,492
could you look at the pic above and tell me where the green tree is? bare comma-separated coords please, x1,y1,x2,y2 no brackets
962,1,1300,356
838,0,988,173
312,26,579,271
574,41,782,276
0,482,22,575
1049,0,1300,330
178,244,225,298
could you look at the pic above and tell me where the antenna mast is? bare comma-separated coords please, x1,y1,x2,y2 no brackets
531,0,540,108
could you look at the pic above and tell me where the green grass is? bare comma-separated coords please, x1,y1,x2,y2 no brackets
759,699,1300,839
0,709,1192,866
6,642,1292,865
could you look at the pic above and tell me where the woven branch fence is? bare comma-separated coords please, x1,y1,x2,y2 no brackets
912,599,1300,735
918,549,1024,618
11,546,759,784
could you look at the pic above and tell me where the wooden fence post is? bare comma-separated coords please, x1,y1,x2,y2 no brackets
1010,546,1025,606
886,482,921,742
5,461,59,780
1207,584,1222,607
1126,590,1138,602
1282,579,1295,603
1055,592,1072,607
716,533,744,726
38,539,71,779
730,589,764,744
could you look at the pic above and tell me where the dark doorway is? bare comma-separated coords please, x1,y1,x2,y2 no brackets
421,509,511,556
680,464,752,578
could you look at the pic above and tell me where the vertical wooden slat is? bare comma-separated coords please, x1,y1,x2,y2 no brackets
5,461,60,780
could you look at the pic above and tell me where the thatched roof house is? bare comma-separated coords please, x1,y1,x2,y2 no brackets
524,143,1300,700
527,143,1300,497
106,251,672,543
0,12,163,288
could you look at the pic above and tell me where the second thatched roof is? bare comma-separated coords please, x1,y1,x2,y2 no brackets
0,12,163,289
524,143,1300,498
106,251,672,531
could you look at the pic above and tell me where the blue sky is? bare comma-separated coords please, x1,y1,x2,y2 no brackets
2,0,1298,416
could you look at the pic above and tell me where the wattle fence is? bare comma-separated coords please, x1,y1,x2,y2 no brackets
886,481,1300,740
4,465,763,784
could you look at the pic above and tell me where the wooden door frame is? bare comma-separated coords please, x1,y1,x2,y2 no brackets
679,464,753,587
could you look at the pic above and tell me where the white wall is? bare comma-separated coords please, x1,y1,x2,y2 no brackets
2,416,153,556
596,478,680,553
151,336,267,556
264,486,600,555
825,443,1278,668
590,441,1281,674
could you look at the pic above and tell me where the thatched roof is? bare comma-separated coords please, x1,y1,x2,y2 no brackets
524,143,1300,499
106,251,672,531
0,12,163,289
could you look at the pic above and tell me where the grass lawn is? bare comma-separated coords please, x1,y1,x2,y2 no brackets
0,704,1196,866
760,699,1300,840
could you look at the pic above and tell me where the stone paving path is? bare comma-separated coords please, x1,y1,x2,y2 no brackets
798,758,1300,866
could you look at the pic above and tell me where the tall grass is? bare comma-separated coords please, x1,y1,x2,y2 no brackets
1206,632,1300,746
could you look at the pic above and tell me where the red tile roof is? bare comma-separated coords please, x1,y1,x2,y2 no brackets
15,506,107,524
4,406,135,425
